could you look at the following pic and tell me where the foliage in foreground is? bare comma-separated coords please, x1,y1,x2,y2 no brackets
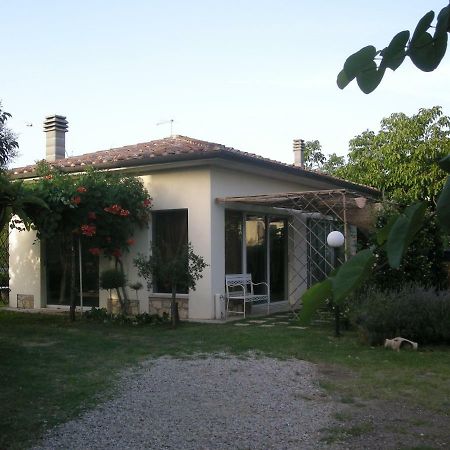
350,285,450,346
337,4,450,93
365,206,447,292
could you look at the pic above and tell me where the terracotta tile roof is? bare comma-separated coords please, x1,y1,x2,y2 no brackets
11,135,379,196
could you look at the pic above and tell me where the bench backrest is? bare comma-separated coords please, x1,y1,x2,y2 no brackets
225,273,254,296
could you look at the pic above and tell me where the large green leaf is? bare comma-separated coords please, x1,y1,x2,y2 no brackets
439,154,450,173
342,45,378,80
298,279,332,326
386,202,427,268
336,69,351,90
437,176,450,233
409,8,448,72
356,61,385,94
331,248,375,304
380,30,410,71
376,214,398,246
411,10,435,40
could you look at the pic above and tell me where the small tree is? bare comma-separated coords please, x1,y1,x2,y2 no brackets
100,268,127,312
128,281,143,300
134,242,207,328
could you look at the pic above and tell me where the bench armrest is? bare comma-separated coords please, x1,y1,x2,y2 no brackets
226,283,247,296
251,281,269,294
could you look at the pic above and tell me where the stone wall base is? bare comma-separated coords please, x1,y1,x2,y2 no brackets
17,294,34,309
107,298,140,315
149,297,189,320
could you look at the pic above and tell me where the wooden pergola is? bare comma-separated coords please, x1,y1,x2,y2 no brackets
217,189,380,314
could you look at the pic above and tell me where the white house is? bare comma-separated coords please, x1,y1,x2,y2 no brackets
8,115,379,320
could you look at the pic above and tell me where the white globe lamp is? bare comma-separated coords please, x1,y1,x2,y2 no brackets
327,230,345,248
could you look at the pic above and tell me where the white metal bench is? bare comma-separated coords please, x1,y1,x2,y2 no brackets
225,274,270,319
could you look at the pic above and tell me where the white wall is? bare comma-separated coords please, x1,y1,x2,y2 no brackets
9,226,43,308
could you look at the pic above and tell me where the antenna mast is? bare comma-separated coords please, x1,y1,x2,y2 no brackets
156,119,174,137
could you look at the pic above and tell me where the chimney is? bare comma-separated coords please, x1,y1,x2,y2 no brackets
293,138,305,168
44,115,68,161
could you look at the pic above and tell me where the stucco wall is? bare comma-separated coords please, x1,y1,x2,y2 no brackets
9,225,44,309
136,168,213,319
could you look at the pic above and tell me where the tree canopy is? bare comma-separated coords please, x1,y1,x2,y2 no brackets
0,103,18,169
303,140,345,175
335,106,450,205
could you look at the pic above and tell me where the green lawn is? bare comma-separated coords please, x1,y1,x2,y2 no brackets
1,310,449,449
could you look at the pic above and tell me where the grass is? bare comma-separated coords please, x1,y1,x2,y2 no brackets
1,310,449,449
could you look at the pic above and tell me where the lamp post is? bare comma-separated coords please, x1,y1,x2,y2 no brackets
327,230,345,337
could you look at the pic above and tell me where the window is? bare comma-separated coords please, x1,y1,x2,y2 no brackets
152,209,188,293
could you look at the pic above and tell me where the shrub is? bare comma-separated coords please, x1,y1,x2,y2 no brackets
83,307,169,325
100,269,126,291
350,285,450,345
362,206,448,292
83,307,110,321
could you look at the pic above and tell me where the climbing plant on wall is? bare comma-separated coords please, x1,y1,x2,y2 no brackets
18,162,152,319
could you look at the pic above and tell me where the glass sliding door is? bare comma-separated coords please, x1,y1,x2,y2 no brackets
225,210,243,274
269,218,287,301
224,210,288,302
245,215,267,295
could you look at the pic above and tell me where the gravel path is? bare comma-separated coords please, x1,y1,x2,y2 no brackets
33,355,336,450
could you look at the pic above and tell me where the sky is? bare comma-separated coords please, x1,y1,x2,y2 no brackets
1,0,449,168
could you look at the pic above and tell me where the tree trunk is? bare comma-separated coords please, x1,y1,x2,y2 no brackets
69,237,76,321
58,236,68,304
171,284,178,328
115,258,129,314
334,304,341,337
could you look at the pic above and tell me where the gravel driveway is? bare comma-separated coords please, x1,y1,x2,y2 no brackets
33,355,336,450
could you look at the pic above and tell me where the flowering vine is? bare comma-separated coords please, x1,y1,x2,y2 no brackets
22,162,152,317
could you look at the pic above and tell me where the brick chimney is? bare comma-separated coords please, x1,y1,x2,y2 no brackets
293,138,305,168
44,115,68,161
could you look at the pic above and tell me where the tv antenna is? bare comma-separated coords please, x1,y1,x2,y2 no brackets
156,119,174,136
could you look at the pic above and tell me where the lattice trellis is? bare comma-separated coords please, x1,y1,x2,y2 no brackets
0,225,9,287
217,189,379,315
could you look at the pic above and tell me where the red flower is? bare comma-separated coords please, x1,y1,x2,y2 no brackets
88,247,101,256
77,186,87,193
126,238,135,246
119,209,130,217
81,224,96,236
112,248,122,258
143,198,152,207
104,204,122,214
88,211,97,220
71,196,81,205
